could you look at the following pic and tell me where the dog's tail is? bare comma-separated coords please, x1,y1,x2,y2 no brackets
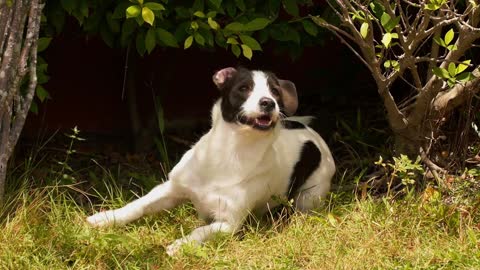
284,116,315,126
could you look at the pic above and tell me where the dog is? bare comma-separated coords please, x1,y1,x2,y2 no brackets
86,67,335,256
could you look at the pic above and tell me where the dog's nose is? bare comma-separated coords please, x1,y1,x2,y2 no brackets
259,97,275,112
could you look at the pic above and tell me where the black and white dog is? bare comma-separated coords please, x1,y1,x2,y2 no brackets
87,67,335,255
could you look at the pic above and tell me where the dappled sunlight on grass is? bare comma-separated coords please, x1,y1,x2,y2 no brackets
1,185,479,269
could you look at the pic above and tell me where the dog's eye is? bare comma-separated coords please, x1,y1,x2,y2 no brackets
271,87,280,96
239,85,250,92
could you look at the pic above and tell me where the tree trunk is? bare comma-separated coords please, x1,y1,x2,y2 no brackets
0,0,43,203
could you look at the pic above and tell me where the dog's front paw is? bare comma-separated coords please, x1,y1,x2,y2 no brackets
86,210,117,227
166,238,190,256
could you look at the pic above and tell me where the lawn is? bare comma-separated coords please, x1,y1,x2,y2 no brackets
1,178,479,269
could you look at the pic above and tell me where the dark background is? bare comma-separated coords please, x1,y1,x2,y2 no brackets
22,23,382,158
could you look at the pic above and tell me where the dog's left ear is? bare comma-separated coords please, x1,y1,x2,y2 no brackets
279,79,298,116
213,67,236,89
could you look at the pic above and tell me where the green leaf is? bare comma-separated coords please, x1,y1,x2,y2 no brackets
106,12,121,33
192,0,205,12
369,1,385,19
113,2,130,18
209,0,222,8
447,44,458,51
194,32,205,45
231,44,241,57
447,78,455,87
184,35,194,49
383,15,400,33
282,0,299,17
244,18,271,31
360,22,369,39
310,15,327,26
380,13,390,28
191,21,199,30
302,20,318,37
239,34,261,51
433,36,446,47
241,44,253,59
156,28,179,47
207,17,220,30
207,11,217,18
444,28,454,46
193,11,205,17
448,62,457,77
235,0,246,11
30,100,38,114
456,60,471,74
381,32,392,48
225,22,244,32
126,5,141,18
457,72,475,82
432,67,450,79
36,85,49,102
145,28,156,53
226,1,237,17
37,37,52,52
142,7,155,25
227,37,238,44
144,2,165,11
61,0,76,13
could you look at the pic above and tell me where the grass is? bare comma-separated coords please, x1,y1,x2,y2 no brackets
1,179,479,269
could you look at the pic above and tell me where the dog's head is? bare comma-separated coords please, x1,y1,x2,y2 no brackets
212,67,298,131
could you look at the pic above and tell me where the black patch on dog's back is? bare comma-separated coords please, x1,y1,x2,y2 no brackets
281,120,306,129
287,141,321,199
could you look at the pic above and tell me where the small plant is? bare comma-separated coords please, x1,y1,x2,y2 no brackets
54,126,85,183
374,154,424,195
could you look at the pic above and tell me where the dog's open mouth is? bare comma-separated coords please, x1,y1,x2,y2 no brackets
252,114,275,130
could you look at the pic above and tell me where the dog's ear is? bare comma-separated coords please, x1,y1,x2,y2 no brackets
279,79,298,116
213,67,237,89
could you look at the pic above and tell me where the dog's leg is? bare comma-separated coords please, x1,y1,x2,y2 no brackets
87,181,184,227
166,220,239,256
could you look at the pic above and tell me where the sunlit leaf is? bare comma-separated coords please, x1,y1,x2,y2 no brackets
239,34,261,50
194,32,205,45
184,35,193,49
433,36,446,47
360,22,369,38
126,5,141,18
193,11,205,18
207,17,220,30
241,44,253,59
456,60,471,74
448,62,457,77
381,32,392,48
432,67,450,79
144,2,165,11
231,44,241,57
142,7,155,25
444,28,454,46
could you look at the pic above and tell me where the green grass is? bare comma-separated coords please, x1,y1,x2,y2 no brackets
1,182,479,270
